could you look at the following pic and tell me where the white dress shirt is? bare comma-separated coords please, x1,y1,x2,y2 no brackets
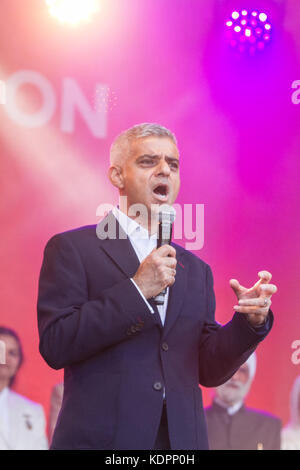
112,206,169,326
0,387,48,450
0,387,9,449
214,397,244,416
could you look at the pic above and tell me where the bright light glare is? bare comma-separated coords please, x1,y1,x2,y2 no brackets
232,11,239,19
46,0,100,25
259,13,267,22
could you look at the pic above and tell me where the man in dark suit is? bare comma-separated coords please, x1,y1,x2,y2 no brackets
205,353,282,450
37,123,277,450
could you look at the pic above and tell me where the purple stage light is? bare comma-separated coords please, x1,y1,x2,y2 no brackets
225,9,272,54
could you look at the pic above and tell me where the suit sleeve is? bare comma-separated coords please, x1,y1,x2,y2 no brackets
37,234,156,370
198,264,273,387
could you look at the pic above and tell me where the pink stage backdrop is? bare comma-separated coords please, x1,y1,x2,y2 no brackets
0,0,299,437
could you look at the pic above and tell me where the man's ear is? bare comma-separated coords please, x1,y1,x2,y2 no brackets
108,165,124,189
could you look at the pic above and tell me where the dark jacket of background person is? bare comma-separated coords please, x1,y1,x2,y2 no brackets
205,401,281,450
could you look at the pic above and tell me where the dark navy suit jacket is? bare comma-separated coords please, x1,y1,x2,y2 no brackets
37,211,273,450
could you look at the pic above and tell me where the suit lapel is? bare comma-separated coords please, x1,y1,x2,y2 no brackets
97,212,188,336
97,211,162,328
98,211,140,278
163,244,188,337
97,213,188,333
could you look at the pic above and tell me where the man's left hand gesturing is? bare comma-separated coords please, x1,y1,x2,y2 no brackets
230,271,277,327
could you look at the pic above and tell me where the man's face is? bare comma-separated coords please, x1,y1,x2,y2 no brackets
215,364,251,406
0,334,21,386
120,136,180,213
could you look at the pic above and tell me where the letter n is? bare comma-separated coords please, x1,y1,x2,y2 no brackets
61,78,107,138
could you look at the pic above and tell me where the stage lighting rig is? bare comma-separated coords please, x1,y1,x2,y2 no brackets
225,8,272,53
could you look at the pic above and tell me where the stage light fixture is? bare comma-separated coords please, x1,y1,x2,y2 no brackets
46,0,100,25
225,9,272,54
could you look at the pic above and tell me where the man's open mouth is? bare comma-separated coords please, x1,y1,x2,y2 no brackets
152,184,169,201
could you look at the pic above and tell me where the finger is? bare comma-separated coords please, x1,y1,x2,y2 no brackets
164,268,176,286
229,279,246,296
233,305,269,315
169,268,177,278
163,257,177,269
238,298,272,308
253,271,272,289
156,244,176,258
259,284,277,296
258,270,272,282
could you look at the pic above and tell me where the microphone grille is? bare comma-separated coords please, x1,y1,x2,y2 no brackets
158,204,176,224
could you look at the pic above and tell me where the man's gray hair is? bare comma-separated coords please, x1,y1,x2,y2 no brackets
110,123,178,167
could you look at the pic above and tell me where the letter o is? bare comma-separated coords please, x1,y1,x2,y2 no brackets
5,70,56,127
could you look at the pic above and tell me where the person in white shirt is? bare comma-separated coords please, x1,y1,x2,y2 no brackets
281,375,300,450
0,327,48,450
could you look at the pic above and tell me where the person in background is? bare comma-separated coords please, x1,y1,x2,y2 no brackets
205,353,282,450
0,327,48,450
281,375,300,450
48,382,64,444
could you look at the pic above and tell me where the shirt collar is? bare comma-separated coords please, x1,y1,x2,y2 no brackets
214,397,244,416
0,387,9,407
112,206,157,241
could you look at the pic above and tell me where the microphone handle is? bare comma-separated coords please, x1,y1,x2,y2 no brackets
153,221,173,305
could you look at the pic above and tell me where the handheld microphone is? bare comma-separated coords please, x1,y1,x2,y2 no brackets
153,204,176,305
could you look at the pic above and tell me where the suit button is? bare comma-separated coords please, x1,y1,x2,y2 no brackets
162,342,169,351
153,382,163,391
